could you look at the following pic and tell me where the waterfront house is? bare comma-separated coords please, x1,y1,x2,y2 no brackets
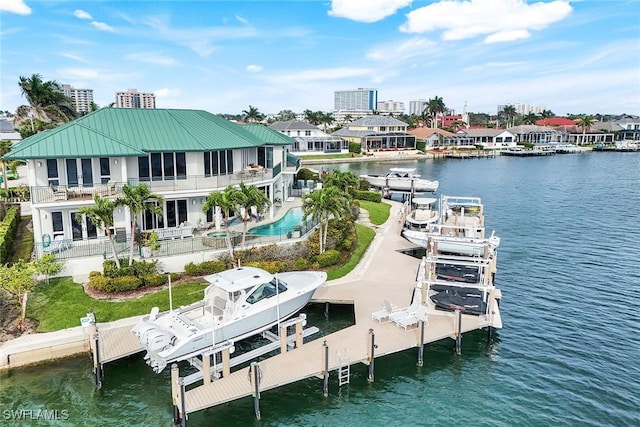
269,120,348,155
331,116,416,152
4,108,300,273
456,128,517,149
407,128,456,150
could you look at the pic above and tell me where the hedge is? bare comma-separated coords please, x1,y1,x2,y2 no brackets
316,249,342,267
184,260,227,276
0,206,21,264
354,190,382,203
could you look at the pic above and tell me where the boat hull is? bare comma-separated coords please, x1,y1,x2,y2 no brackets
360,175,439,193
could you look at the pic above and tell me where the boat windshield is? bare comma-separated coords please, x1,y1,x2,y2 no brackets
246,279,288,304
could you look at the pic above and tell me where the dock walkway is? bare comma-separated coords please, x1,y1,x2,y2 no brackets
183,200,499,414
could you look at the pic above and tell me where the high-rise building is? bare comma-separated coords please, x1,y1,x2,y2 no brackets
377,100,405,114
409,99,427,116
60,84,94,114
115,88,156,109
497,103,545,115
334,88,377,112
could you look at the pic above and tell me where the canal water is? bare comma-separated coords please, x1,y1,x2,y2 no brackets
2,152,639,426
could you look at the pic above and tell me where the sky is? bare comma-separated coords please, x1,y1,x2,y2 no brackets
1,0,639,117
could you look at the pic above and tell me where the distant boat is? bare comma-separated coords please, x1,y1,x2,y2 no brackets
360,168,439,193
132,266,326,373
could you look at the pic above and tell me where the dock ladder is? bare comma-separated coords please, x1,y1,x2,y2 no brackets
337,349,350,386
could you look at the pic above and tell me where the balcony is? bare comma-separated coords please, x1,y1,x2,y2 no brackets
31,182,125,204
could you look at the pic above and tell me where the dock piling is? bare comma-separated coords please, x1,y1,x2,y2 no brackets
487,326,492,343
455,309,463,355
93,332,102,389
417,320,425,367
324,302,329,319
179,377,187,427
368,329,376,383
322,340,329,397
171,364,181,426
250,362,261,420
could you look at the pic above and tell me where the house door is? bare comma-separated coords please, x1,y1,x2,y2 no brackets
66,158,94,187
70,212,98,240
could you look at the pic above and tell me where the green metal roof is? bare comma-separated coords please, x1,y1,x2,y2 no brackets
241,124,294,146
5,108,270,160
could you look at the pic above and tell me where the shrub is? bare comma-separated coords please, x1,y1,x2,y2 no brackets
132,259,159,277
316,249,342,267
103,259,134,278
354,190,382,202
142,273,168,288
293,258,309,270
184,260,226,276
109,276,143,292
341,238,353,251
348,142,361,154
245,260,288,274
88,274,112,292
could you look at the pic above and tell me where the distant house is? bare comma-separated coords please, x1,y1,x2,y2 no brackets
269,120,348,155
0,118,21,144
5,108,300,275
456,128,517,149
614,116,640,141
407,128,456,149
332,116,416,151
507,125,567,144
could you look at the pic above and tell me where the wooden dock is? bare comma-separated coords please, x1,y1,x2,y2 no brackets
181,200,502,416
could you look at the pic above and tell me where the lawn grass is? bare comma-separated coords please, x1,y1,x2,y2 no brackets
27,278,207,332
10,215,34,263
359,200,391,225
326,224,375,281
26,219,379,332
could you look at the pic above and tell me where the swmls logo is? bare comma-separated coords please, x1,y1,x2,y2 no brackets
3,409,70,420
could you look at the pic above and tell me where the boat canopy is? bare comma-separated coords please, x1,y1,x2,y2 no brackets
389,167,417,173
413,197,437,206
203,266,274,293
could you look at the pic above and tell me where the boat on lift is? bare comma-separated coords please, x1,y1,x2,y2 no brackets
132,266,326,373
359,168,439,193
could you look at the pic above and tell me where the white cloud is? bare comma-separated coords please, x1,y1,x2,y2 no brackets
0,0,31,15
57,52,91,64
155,88,182,98
123,52,180,67
328,0,411,23
246,65,263,72
91,21,115,32
367,37,437,62
400,0,573,43
73,9,92,20
235,15,249,26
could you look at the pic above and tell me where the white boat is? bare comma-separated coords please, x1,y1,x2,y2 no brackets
403,230,500,257
132,266,326,373
403,197,440,231
360,168,439,193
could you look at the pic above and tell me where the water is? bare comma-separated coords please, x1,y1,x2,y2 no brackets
249,207,303,236
2,152,640,426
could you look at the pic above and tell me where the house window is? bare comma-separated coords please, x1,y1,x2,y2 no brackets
380,126,386,131
100,158,111,184
257,147,273,168
166,199,188,228
305,130,311,136
47,159,59,186
139,152,187,181
142,202,164,230
204,150,234,177
52,211,63,238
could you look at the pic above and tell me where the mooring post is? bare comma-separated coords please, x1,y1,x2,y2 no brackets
251,362,261,420
179,377,187,427
295,318,303,349
324,302,329,320
322,340,329,397
202,353,211,384
487,325,492,343
417,320,425,367
368,328,376,383
171,363,180,426
280,324,288,354
455,309,462,355
93,332,102,389
222,348,231,378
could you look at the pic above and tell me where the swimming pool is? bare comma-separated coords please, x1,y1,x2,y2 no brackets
249,207,304,236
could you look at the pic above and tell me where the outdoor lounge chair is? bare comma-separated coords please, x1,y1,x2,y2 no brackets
388,291,421,323
43,235,71,254
371,300,400,323
394,304,428,331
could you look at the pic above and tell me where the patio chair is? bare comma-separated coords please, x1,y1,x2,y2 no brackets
372,299,399,323
395,304,428,331
43,235,71,254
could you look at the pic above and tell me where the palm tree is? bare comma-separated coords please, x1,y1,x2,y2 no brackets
320,111,334,130
576,115,596,145
425,96,446,128
203,186,240,259
242,105,264,123
115,184,164,265
500,105,518,128
76,195,121,268
540,109,554,126
276,110,297,121
236,183,270,248
522,112,540,125
302,186,349,254
0,140,12,193
303,109,322,126
322,170,359,196
16,74,76,125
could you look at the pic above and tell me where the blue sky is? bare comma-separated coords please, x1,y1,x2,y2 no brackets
1,0,639,116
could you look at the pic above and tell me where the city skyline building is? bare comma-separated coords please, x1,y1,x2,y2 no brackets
60,84,94,114
115,88,156,109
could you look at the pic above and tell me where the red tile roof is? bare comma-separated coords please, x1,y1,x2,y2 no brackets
536,117,575,126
